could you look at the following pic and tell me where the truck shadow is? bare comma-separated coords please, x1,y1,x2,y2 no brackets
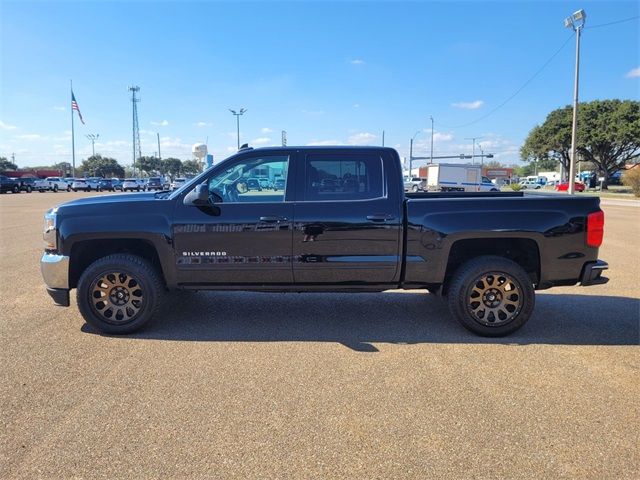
82,291,640,349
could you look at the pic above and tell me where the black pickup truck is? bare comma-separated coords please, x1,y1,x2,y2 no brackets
41,146,608,336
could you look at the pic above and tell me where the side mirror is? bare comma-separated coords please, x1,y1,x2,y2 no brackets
183,184,209,206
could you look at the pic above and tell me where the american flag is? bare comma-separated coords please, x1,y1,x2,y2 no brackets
71,92,85,124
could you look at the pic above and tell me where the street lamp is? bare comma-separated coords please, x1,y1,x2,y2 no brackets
229,108,247,150
564,8,586,194
86,133,99,157
409,130,421,176
464,137,481,165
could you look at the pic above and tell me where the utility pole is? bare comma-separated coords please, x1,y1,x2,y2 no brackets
382,130,385,147
409,130,421,176
157,132,161,160
429,116,434,164
229,108,247,149
465,137,481,164
281,130,287,146
86,134,99,157
564,9,586,194
128,86,141,176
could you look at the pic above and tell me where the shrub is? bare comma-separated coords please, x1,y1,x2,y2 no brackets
622,168,640,197
510,183,522,191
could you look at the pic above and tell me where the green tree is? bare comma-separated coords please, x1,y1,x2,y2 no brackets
181,159,202,175
160,157,182,177
135,156,161,175
80,155,124,178
484,160,504,169
521,100,640,188
0,157,18,171
576,100,640,187
520,106,573,175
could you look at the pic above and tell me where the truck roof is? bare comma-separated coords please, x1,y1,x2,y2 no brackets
236,145,397,153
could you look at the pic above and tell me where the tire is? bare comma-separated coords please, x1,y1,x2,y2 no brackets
53,185,58,192
26,186,32,193
72,189,77,192
412,185,419,192
12,185,19,193
447,255,535,337
77,254,164,334
39,189,46,193
67,186,71,192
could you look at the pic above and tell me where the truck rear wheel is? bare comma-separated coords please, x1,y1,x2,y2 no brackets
77,254,163,334
447,255,535,337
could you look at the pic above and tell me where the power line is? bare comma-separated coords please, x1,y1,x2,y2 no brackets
439,33,575,130
586,15,639,29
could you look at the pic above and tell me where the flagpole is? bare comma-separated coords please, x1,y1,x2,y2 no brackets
70,80,76,178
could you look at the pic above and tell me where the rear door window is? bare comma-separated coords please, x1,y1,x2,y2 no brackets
303,154,384,201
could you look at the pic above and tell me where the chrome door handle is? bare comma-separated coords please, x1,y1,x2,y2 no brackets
366,214,396,222
259,216,288,223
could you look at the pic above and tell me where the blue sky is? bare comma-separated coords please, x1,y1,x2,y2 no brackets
1,0,638,169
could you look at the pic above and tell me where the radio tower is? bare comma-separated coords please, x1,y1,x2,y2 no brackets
128,86,142,174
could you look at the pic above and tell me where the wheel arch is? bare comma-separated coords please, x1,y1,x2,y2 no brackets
68,238,171,289
442,237,541,295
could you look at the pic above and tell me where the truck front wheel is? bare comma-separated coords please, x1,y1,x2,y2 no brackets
77,254,164,334
447,256,535,337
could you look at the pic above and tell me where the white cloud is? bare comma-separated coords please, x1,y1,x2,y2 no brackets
150,120,169,126
0,120,17,130
349,59,365,65
52,106,66,112
194,121,212,127
251,137,272,146
451,100,484,110
307,139,343,146
353,103,360,108
261,127,274,134
17,134,42,140
433,132,454,142
348,132,377,145
625,67,640,78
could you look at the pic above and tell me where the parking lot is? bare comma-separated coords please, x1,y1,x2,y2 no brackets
0,191,638,479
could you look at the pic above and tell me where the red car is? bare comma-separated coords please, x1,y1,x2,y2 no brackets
555,181,586,192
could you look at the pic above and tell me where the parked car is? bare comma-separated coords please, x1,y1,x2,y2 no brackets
71,178,91,192
171,178,186,190
122,178,143,192
136,179,147,191
258,178,272,190
273,178,286,191
145,177,163,191
35,177,70,192
17,177,36,193
246,178,262,191
479,176,500,192
404,176,424,192
556,181,586,192
519,179,542,190
97,179,115,192
111,178,124,191
0,175,21,193
40,146,608,337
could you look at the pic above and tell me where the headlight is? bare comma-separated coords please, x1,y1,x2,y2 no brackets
43,209,58,250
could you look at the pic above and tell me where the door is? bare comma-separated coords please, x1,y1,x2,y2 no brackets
292,151,402,285
173,153,294,285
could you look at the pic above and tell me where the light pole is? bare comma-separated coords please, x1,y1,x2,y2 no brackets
229,108,247,149
409,130,421,176
464,137,481,164
564,9,586,195
429,116,434,164
86,133,99,157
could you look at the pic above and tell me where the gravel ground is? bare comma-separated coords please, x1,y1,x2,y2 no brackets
1,191,638,479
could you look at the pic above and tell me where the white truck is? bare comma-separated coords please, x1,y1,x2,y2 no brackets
425,163,498,192
35,177,70,192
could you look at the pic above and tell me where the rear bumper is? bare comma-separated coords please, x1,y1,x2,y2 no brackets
580,259,609,286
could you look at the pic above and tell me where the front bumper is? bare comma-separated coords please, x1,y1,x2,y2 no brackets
41,253,70,306
580,259,609,286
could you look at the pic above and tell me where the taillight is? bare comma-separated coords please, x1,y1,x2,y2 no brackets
586,210,604,247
